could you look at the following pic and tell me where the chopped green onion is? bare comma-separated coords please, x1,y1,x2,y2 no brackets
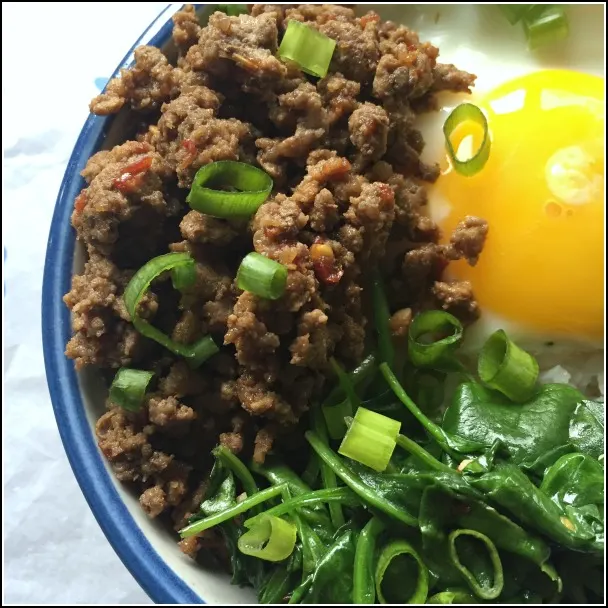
186,161,273,218
353,517,385,604
216,4,248,16
375,540,429,604
408,311,463,368
443,103,491,177
108,368,154,412
478,329,539,402
278,20,336,78
179,483,288,538
322,398,352,440
171,263,196,292
448,529,504,600
244,487,356,528
330,358,362,410
236,252,287,300
339,407,400,472
372,272,395,366
427,589,479,604
523,6,569,49
238,515,297,562
123,253,219,368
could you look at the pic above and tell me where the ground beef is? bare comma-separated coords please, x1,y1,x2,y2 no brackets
68,4,484,552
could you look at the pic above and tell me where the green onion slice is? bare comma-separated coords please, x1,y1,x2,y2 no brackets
123,253,218,368
238,515,297,562
408,310,463,368
339,407,400,472
216,4,248,16
236,252,287,300
375,540,429,604
322,398,352,440
523,6,569,49
278,20,336,78
171,263,196,292
448,529,504,600
478,329,539,402
186,161,273,218
443,103,491,177
109,368,154,412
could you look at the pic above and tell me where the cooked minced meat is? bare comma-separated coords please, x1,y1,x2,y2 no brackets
64,5,485,541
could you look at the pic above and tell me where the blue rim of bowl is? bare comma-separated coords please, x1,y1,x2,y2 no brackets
41,5,203,604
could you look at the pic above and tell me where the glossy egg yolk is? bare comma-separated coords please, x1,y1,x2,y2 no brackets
433,70,604,344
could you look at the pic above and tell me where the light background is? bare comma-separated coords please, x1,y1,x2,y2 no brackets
3,3,170,603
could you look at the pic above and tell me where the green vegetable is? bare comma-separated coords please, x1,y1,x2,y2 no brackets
313,408,346,529
499,4,529,24
277,20,336,78
427,589,478,604
213,445,258,498
376,539,429,604
339,407,400,472
408,311,463,369
180,484,287,538
471,463,603,552
569,399,604,460
448,529,503,599
186,161,273,218
237,252,287,300
200,471,236,517
353,517,384,604
395,434,455,474
306,430,418,526
238,515,297,562
323,353,377,408
331,358,362,411
216,4,248,16
108,368,154,412
443,382,593,468
123,253,218,367
322,398,352,440
478,330,539,402
171,262,196,292
259,549,302,604
443,103,491,177
523,5,569,49
297,530,357,603
372,272,395,366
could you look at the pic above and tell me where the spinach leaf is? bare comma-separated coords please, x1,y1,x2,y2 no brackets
221,522,266,591
201,471,236,516
443,383,585,466
540,452,604,509
259,548,302,604
298,530,357,603
470,463,603,553
569,399,604,460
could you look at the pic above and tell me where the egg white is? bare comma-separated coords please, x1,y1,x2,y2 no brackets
361,4,605,393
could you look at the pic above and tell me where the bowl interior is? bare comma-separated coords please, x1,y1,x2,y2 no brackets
45,4,604,604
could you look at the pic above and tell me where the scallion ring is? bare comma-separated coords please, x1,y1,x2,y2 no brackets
123,253,218,368
278,20,337,78
443,103,491,177
408,310,463,368
237,252,287,300
375,540,429,604
109,368,154,412
478,329,539,402
171,262,196,292
338,407,401,472
238,515,297,562
186,161,273,218
523,6,569,50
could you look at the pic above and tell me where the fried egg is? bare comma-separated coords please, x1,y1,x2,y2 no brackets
370,4,605,391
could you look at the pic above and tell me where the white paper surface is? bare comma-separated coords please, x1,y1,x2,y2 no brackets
3,3,171,604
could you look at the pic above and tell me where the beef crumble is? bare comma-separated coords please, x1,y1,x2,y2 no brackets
65,4,485,554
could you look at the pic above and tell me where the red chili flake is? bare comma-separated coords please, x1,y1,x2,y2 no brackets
376,183,395,204
310,240,343,285
181,138,197,155
360,12,380,27
113,156,153,194
74,191,87,214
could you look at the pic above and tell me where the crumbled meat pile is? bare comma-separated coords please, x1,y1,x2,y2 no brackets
64,5,487,541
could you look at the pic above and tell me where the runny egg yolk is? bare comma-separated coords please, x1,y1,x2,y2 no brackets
433,70,604,344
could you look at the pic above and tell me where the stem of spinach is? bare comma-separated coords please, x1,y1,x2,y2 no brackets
353,517,385,603
213,445,258,497
372,272,395,367
395,434,455,474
